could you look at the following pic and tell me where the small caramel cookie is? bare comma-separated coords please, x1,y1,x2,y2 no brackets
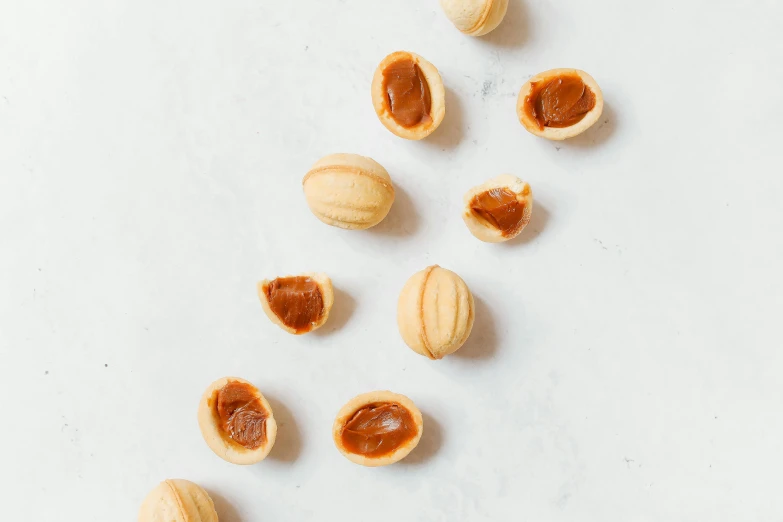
257,273,334,335
303,153,395,230
138,479,218,522
197,377,277,465
439,0,509,36
462,174,533,242
372,51,446,140
333,391,424,467
517,68,604,140
397,265,475,359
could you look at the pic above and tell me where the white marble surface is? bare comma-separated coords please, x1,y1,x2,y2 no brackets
2,0,783,520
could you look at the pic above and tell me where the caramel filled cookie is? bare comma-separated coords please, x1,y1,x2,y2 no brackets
372,51,446,140
463,174,533,242
197,377,277,465
257,273,334,335
333,391,423,467
517,68,604,140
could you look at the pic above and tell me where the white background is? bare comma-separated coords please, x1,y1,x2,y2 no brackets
1,0,782,520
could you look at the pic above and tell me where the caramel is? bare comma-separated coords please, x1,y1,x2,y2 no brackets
340,402,418,458
265,276,324,334
470,188,528,237
525,74,596,129
214,381,268,450
382,58,432,128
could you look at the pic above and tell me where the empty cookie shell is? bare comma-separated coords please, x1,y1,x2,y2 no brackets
372,51,446,140
138,479,218,522
439,0,509,36
397,265,475,359
333,391,424,467
462,174,533,242
303,153,395,230
257,273,334,335
517,68,604,140
197,377,277,465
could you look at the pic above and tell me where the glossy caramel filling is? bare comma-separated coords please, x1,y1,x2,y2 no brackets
470,187,528,237
340,402,417,458
214,381,268,450
382,58,432,128
265,276,324,334
525,74,596,129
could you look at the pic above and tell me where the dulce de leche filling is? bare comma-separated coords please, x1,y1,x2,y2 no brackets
382,58,433,129
525,74,596,130
265,276,324,334
214,381,268,450
340,402,418,458
470,187,529,237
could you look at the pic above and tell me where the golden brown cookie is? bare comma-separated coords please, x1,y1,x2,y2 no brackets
138,479,218,522
197,377,277,465
371,51,446,140
332,391,424,467
462,174,533,242
397,265,475,359
517,68,604,140
257,273,334,335
303,154,395,230
439,0,509,36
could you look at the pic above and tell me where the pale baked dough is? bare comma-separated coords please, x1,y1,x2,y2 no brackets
397,265,475,359
517,68,604,141
197,376,277,465
439,0,509,36
138,479,218,522
303,154,395,230
371,51,446,140
257,272,334,335
462,174,533,243
332,390,424,467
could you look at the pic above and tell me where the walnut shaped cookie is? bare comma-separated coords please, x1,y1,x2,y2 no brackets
397,265,475,359
439,0,509,36
303,153,395,230
138,479,218,522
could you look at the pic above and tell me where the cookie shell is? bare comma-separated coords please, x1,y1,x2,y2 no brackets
197,376,278,465
462,174,533,243
332,390,424,467
397,265,475,359
371,51,446,140
138,479,218,522
517,68,604,141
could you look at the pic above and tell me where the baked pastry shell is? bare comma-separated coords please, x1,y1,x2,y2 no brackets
303,153,395,230
439,0,509,36
462,174,533,243
197,376,278,465
371,51,446,141
397,265,475,359
517,68,604,141
332,390,424,467
257,272,334,335
138,479,218,522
